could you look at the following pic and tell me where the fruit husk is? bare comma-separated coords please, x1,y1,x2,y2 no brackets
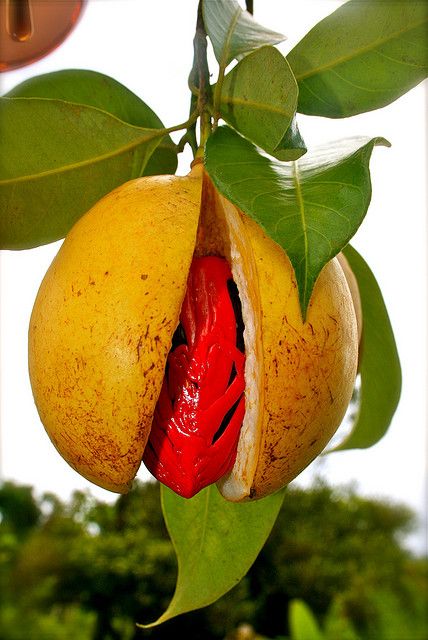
197,178,359,501
28,165,203,493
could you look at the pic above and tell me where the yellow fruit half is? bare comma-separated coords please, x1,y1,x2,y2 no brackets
29,163,359,500
29,165,203,492
197,176,358,500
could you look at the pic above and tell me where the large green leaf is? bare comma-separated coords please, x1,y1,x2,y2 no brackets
202,0,284,67
0,97,164,249
287,0,428,117
205,125,389,317
332,245,401,450
219,46,298,156
5,69,177,176
141,484,284,626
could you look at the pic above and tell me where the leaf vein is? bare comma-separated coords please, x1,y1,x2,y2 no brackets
293,19,427,81
0,130,162,186
374,47,426,69
220,95,294,118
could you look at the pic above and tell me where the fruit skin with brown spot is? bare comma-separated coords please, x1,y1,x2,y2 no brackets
209,184,358,501
29,164,359,500
28,165,203,493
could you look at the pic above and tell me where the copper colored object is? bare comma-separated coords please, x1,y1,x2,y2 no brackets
0,0,86,72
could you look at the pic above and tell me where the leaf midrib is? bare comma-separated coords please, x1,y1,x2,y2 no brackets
167,489,212,615
0,128,162,186
292,18,426,81
220,94,294,118
220,7,242,68
292,161,308,309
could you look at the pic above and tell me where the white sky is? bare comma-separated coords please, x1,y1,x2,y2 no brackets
0,1,427,553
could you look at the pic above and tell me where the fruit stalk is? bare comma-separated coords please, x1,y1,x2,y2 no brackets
193,0,212,154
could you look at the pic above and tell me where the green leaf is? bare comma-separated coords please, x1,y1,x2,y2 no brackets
205,125,389,317
5,69,177,176
289,599,325,640
287,0,428,117
0,97,164,249
219,46,298,155
274,115,307,162
332,245,401,450
141,484,284,627
202,0,284,67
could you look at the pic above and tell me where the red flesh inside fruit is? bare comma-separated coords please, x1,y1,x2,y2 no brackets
143,256,246,498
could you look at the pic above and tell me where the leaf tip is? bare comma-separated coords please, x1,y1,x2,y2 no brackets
376,136,391,149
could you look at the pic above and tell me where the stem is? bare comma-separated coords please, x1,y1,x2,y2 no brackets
137,111,199,174
176,95,198,155
163,111,199,137
245,0,254,15
212,63,225,130
193,0,212,156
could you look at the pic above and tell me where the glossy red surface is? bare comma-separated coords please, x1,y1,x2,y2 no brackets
143,256,245,498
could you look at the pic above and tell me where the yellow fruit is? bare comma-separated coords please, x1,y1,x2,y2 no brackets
29,162,358,500
29,165,203,492
200,179,358,500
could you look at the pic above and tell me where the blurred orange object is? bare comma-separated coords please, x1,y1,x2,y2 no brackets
0,0,86,72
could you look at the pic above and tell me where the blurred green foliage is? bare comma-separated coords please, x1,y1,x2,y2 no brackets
0,479,426,640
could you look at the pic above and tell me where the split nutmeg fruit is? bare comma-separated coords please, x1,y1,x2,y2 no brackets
28,161,359,502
